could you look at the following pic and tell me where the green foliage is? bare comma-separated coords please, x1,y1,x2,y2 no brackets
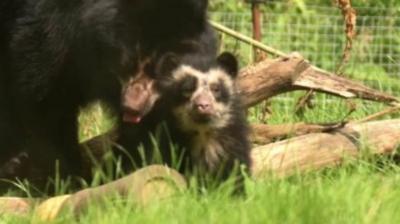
209,0,248,12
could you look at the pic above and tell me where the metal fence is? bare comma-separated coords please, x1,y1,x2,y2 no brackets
210,4,400,81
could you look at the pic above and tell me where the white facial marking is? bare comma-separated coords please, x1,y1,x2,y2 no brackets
170,64,237,170
207,68,235,95
171,65,235,132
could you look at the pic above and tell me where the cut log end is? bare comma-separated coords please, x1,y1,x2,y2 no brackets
34,165,187,221
0,197,36,217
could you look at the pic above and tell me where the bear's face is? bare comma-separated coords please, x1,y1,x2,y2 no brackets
121,60,160,124
172,66,234,128
166,53,239,132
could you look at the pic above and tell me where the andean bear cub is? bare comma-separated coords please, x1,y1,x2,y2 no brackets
117,52,252,182
0,0,211,181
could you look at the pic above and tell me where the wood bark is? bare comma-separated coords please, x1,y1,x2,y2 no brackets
0,197,36,216
251,122,346,144
238,55,398,108
251,119,400,178
35,165,186,221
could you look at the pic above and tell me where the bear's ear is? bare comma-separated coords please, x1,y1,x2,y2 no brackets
216,52,238,78
154,52,181,77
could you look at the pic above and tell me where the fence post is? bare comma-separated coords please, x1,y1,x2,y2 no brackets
247,0,267,62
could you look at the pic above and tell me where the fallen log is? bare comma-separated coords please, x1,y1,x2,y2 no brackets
238,55,398,108
35,165,187,221
251,119,400,178
251,122,346,144
0,197,36,217
81,119,400,179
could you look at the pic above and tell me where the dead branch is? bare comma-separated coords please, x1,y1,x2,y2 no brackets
335,0,357,74
238,55,399,108
353,105,400,123
251,122,346,145
251,119,400,178
210,21,287,57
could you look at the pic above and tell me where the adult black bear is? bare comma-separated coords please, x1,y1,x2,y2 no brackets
0,0,212,182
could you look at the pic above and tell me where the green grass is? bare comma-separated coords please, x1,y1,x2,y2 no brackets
67,165,400,224
4,161,400,223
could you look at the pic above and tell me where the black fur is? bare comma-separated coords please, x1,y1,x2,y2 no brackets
117,52,252,183
0,0,211,182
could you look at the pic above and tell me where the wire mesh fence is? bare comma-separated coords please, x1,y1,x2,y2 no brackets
210,3,400,81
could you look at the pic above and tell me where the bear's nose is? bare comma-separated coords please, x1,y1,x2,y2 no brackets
197,103,210,112
193,93,214,115
195,102,214,115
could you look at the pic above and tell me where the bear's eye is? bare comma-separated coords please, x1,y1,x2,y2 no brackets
180,75,197,98
210,83,221,94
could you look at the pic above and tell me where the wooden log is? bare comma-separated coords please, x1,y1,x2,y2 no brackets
251,122,346,144
34,165,187,221
238,55,398,108
81,119,400,180
251,119,400,178
0,197,36,216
